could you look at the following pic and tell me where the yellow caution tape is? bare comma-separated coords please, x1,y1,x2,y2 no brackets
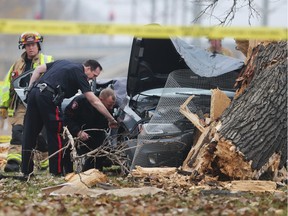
0,135,11,143
0,19,287,40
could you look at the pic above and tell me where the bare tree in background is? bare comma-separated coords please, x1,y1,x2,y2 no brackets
192,0,260,25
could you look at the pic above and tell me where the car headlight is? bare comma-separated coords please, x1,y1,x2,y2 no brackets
148,153,158,165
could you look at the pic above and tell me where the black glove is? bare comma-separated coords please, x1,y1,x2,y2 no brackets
23,85,33,103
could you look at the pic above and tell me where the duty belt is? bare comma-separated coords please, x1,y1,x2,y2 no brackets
36,83,55,94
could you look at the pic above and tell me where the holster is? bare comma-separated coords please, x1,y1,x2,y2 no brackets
52,85,65,106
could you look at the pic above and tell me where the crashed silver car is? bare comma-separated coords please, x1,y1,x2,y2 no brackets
116,37,244,169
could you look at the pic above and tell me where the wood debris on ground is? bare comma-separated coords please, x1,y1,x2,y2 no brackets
130,166,177,178
221,180,278,192
42,168,165,197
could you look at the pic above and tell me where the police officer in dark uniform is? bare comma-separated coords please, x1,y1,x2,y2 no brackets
63,88,116,172
22,59,118,176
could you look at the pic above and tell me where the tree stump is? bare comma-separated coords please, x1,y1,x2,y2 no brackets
182,41,287,181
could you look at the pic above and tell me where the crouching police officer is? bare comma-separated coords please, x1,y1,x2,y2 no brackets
22,59,118,176
63,88,116,173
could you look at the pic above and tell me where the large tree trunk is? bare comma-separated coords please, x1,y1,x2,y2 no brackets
182,41,287,181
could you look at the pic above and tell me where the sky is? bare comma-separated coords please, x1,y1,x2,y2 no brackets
78,0,287,27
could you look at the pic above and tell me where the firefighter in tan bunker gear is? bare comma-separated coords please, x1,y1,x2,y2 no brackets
0,32,54,172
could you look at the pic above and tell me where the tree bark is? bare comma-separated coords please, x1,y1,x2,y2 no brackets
220,41,287,171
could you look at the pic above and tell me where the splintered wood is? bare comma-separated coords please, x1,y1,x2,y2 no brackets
43,168,166,197
180,90,231,132
210,88,231,121
64,168,107,187
180,90,232,175
130,166,191,189
222,180,277,192
131,166,177,178
181,127,212,173
42,169,107,195
214,139,253,179
179,96,205,133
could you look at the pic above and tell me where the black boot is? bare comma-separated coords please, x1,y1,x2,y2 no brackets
4,160,20,172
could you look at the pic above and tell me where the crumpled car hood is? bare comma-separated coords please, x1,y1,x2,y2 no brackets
127,36,244,97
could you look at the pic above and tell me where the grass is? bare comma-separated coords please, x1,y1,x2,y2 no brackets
0,169,287,216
